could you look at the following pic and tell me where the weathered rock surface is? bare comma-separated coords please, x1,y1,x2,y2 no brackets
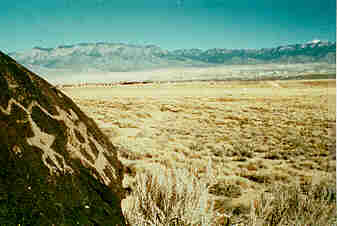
0,51,126,225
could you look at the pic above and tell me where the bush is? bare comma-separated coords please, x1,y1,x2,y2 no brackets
248,175,336,226
122,165,215,226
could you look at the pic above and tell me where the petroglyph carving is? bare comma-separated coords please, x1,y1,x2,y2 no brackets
1,98,116,183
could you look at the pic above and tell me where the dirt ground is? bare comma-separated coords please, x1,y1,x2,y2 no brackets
62,79,336,216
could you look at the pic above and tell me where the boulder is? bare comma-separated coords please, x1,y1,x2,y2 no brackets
0,51,126,225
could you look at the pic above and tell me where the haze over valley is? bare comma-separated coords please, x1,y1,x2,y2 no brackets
9,40,336,84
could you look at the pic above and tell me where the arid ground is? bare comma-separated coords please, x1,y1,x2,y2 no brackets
62,78,336,224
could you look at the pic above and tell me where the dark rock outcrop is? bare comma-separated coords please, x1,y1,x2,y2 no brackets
0,51,126,225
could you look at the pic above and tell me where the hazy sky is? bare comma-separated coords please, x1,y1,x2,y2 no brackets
1,0,336,53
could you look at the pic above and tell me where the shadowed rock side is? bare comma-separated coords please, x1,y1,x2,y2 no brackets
0,51,126,225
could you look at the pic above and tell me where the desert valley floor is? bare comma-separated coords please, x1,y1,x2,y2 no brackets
61,79,336,223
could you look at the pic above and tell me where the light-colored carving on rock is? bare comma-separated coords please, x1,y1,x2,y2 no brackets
92,136,117,183
1,98,117,185
27,116,74,174
68,108,80,121
12,145,23,156
56,106,116,184
0,99,73,174
3,74,19,89
0,98,18,115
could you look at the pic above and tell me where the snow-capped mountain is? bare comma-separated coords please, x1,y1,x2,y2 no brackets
8,41,336,72
169,41,336,65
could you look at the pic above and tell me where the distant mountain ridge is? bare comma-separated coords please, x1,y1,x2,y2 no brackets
170,41,336,64
9,41,336,72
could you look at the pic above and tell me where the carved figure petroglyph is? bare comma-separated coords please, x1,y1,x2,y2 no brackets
0,97,115,184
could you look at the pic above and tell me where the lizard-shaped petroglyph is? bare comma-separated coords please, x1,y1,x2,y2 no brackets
1,98,116,185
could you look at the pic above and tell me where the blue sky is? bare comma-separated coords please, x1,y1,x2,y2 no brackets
1,0,336,53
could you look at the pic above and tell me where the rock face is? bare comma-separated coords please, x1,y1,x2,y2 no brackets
0,51,126,225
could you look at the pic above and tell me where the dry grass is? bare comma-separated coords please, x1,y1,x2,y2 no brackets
63,79,336,225
249,175,336,226
121,164,216,226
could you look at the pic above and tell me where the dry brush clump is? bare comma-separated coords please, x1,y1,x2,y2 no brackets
122,164,216,226
248,175,336,226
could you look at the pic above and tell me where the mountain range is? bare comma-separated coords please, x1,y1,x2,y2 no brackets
9,40,336,73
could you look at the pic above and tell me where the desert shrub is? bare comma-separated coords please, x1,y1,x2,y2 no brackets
248,175,336,226
122,165,215,226
238,171,272,184
232,142,254,158
263,151,283,160
208,181,242,198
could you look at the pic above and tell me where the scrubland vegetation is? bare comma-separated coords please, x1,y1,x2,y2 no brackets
63,79,336,225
